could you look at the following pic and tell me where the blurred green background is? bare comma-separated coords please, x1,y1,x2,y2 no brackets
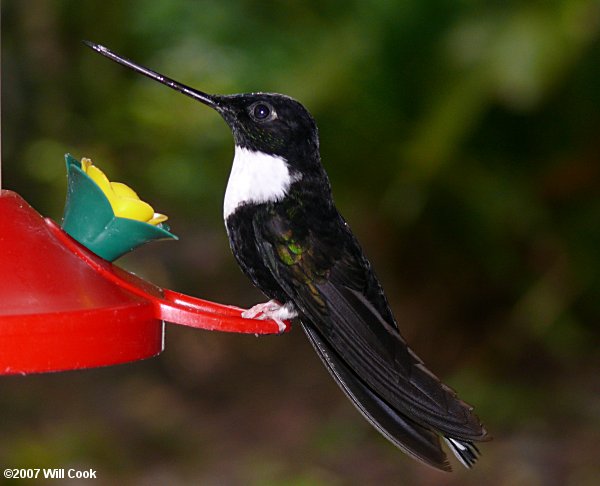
2,1,600,484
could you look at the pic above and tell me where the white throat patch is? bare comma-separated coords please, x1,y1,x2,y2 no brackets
224,146,298,219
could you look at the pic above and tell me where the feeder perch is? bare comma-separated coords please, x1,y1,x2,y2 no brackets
0,156,289,376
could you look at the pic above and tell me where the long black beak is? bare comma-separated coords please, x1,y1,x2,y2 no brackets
84,41,219,109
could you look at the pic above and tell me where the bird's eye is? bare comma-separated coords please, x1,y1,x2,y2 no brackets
251,102,274,121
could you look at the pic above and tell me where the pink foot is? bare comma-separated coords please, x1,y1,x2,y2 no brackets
241,300,297,333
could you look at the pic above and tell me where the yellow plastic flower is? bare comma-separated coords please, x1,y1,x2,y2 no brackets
81,158,167,225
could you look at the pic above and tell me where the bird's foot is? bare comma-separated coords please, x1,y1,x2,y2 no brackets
242,300,297,333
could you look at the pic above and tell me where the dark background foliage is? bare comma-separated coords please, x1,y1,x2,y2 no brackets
2,1,600,484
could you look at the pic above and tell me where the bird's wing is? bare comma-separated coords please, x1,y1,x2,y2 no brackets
252,210,488,444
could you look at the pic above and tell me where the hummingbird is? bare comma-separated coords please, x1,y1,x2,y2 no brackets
85,41,489,471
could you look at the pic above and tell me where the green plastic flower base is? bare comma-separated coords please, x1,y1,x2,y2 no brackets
62,154,177,261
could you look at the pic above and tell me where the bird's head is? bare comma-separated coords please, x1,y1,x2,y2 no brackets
212,93,319,165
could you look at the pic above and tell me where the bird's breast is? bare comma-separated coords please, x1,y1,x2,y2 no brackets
223,146,300,219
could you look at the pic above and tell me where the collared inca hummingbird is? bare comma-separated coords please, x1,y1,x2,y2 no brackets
86,41,489,471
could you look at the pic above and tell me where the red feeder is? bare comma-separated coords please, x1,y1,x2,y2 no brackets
0,190,288,375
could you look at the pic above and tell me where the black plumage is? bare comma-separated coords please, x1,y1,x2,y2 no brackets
227,180,488,471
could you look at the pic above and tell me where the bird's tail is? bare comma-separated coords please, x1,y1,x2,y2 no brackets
302,319,487,471
444,437,480,468
302,323,452,471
